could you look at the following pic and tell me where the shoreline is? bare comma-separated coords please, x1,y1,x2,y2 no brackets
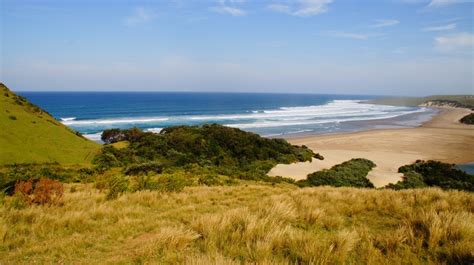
269,107,474,188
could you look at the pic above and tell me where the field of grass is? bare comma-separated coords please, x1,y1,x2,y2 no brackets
0,83,100,165
1,182,473,264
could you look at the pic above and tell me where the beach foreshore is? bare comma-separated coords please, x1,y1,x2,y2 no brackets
269,107,474,188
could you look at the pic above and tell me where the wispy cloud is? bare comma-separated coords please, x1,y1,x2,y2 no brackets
322,30,370,40
211,0,246,16
124,7,155,26
370,19,400,28
427,0,463,8
422,23,456,31
211,6,246,16
435,32,474,52
267,0,333,17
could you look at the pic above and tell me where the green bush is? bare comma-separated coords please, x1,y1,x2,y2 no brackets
124,162,163,176
385,171,427,190
92,146,122,170
301,158,375,188
129,175,153,192
155,175,190,192
392,160,473,191
92,124,316,183
106,175,129,200
198,174,222,186
0,164,95,195
460,113,474,125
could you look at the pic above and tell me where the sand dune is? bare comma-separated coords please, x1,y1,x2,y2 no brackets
268,107,474,187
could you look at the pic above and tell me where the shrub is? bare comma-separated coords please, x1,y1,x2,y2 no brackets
314,153,325,160
101,128,126,144
106,175,129,200
92,146,122,170
198,174,222,186
393,160,473,191
0,164,91,195
460,113,474,125
92,124,316,183
124,162,163,176
386,172,427,190
302,158,375,188
14,178,64,205
156,175,190,193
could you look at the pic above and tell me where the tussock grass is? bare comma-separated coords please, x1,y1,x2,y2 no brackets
1,183,473,264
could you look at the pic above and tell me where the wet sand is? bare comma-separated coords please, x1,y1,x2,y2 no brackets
268,107,474,187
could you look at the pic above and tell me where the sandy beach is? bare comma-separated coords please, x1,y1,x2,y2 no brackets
269,107,474,187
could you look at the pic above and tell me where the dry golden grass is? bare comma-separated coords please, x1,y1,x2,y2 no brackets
1,183,473,264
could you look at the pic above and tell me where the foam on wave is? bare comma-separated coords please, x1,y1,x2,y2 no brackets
62,100,429,133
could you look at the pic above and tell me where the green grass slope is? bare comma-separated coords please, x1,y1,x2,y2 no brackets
370,95,474,108
0,83,100,165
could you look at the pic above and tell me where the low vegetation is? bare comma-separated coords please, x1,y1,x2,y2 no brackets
1,83,473,263
0,83,99,165
13,177,64,206
94,125,318,182
1,183,473,264
387,160,474,191
460,113,474,125
370,95,474,108
298,158,375,188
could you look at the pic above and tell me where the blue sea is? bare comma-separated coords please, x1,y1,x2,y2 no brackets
19,92,436,142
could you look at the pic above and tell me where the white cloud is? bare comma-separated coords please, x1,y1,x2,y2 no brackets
211,6,246,16
124,7,155,26
323,31,369,40
435,32,474,52
422,23,456,31
211,0,247,16
267,0,333,17
370,19,400,28
427,0,463,7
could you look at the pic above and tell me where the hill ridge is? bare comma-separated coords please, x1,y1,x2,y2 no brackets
0,83,100,165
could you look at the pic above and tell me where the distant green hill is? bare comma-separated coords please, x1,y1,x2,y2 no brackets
0,83,100,165
370,95,474,108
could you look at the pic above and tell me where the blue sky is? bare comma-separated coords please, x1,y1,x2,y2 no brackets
1,0,473,95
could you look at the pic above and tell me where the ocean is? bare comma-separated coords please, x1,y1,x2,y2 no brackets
19,92,436,142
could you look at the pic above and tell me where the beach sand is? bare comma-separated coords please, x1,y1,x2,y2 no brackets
268,107,474,188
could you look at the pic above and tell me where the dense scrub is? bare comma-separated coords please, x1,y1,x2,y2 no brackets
299,158,375,188
387,160,474,191
13,178,64,206
1,184,472,264
0,164,95,195
94,125,317,181
460,113,474,124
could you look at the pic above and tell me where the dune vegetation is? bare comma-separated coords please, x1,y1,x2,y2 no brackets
0,83,100,165
1,183,473,264
370,95,474,108
298,158,376,188
460,113,474,125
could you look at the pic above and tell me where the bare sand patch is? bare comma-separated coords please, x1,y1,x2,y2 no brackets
269,108,474,188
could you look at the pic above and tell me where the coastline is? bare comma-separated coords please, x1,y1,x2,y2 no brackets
269,107,474,188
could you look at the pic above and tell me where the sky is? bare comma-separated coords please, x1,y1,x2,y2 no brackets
0,0,473,96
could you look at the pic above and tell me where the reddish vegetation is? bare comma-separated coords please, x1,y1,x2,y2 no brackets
14,178,64,205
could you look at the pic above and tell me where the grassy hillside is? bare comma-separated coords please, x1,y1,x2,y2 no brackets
0,83,100,165
370,95,474,108
1,183,472,264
